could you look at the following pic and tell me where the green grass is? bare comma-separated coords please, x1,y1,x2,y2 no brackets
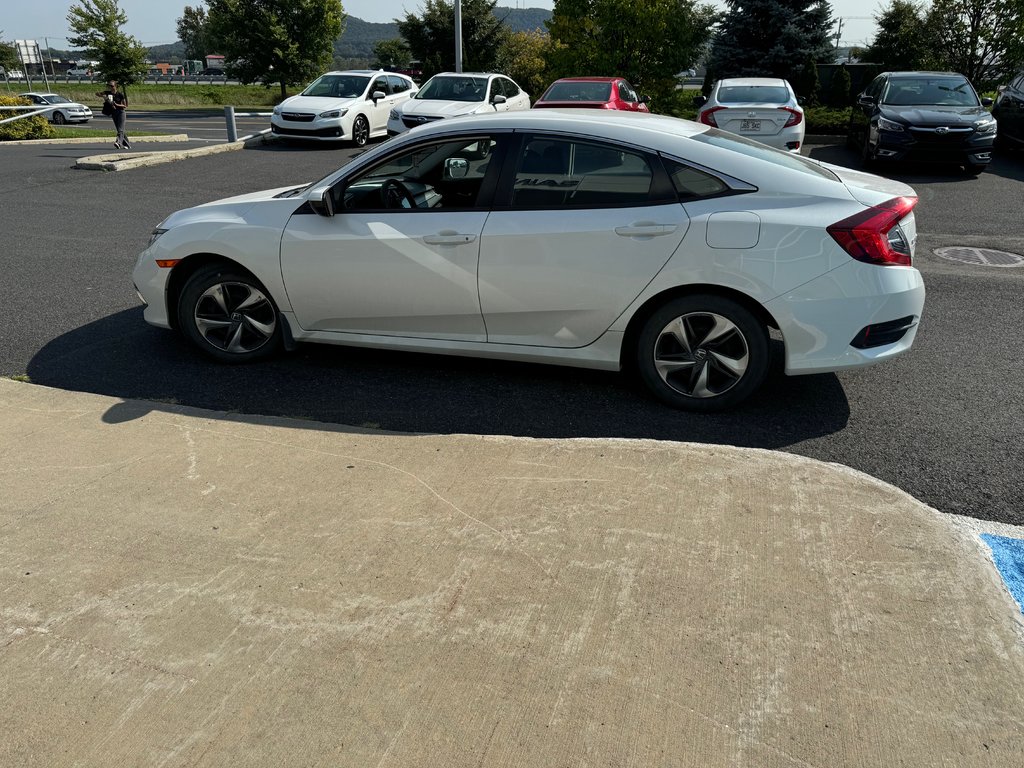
52,83,281,108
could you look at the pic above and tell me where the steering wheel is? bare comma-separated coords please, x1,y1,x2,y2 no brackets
381,178,418,209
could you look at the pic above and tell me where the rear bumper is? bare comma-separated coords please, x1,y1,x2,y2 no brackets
766,260,926,375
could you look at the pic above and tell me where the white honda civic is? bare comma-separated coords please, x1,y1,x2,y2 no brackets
133,110,925,411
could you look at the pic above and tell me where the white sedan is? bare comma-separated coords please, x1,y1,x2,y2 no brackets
270,70,417,146
18,92,93,124
387,72,530,136
133,110,925,411
695,78,805,152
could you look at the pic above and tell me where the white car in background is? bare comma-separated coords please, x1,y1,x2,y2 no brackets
387,72,530,135
18,92,93,124
271,70,418,146
133,110,924,412
695,77,805,152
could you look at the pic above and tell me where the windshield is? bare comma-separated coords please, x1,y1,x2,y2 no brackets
415,76,488,102
45,95,71,104
881,77,979,106
689,129,839,181
718,85,790,104
301,74,370,99
543,81,612,102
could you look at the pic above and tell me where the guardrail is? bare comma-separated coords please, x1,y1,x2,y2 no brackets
224,106,273,142
0,105,52,125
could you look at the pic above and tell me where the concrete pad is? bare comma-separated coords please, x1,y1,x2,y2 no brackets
74,134,268,171
1,379,1022,766
0,134,189,146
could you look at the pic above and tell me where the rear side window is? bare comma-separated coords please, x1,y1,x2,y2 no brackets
502,78,520,97
388,75,410,93
718,85,790,104
665,160,730,200
512,138,655,208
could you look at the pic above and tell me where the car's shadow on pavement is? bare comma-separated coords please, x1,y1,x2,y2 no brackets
26,309,850,450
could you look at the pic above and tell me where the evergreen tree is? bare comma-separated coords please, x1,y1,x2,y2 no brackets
862,1,931,70
828,62,851,106
397,0,508,79
707,0,833,84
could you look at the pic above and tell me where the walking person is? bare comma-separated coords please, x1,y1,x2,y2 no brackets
96,79,130,149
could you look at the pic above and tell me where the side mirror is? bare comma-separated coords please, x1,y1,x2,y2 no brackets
692,95,707,108
444,157,469,179
640,94,650,104
857,94,876,107
997,85,1007,93
491,94,507,105
982,96,993,107
371,90,386,102
307,185,335,217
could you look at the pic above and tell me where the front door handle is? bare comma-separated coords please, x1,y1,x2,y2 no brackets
423,232,478,245
614,223,677,238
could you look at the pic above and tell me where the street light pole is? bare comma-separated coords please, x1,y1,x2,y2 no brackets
454,0,463,73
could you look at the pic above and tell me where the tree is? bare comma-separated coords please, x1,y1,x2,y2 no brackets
861,1,932,69
545,0,718,101
924,0,1024,90
494,28,550,99
828,61,851,106
373,38,410,68
707,0,833,84
206,0,346,100
0,34,19,76
66,0,148,87
397,0,508,79
176,5,215,61
791,52,821,104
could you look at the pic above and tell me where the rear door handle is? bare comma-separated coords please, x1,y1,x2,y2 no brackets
423,232,478,245
614,224,677,238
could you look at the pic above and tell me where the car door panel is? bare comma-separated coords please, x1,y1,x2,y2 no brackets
281,211,488,339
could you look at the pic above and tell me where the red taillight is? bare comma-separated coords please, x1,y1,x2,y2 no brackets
780,107,802,127
699,106,726,127
827,197,918,267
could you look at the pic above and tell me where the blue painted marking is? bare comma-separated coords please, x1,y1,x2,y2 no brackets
981,534,1024,615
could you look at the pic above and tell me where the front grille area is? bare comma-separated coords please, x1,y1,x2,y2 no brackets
908,127,973,146
271,124,343,138
281,112,315,123
402,115,444,129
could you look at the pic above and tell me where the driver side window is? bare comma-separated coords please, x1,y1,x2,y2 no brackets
336,137,500,212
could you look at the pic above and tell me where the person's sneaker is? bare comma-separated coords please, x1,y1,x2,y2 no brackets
123,142,131,149
113,141,121,148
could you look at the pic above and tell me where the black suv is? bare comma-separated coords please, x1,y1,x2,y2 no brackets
992,71,1024,149
848,71,996,174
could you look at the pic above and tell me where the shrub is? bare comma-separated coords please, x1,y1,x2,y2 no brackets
0,96,55,141
805,107,851,134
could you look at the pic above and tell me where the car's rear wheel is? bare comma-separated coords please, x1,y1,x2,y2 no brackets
635,295,769,412
352,115,369,147
53,111,67,125
177,264,282,363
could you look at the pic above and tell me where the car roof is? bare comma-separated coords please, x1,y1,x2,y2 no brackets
322,70,387,76
430,72,497,78
882,71,965,78
551,77,621,83
718,78,789,87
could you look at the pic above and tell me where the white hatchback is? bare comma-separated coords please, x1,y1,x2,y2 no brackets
696,77,805,152
134,110,924,411
271,70,417,146
387,72,530,136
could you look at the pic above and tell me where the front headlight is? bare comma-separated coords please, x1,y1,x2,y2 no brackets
389,109,399,120
148,228,168,247
272,106,281,115
878,117,904,132
319,109,347,118
974,118,996,134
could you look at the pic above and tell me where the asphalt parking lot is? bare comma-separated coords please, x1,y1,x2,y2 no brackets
1,135,1022,524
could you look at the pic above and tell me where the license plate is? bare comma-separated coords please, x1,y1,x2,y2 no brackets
740,120,761,132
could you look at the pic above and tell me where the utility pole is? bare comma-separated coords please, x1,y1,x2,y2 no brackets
454,0,463,73
834,18,844,52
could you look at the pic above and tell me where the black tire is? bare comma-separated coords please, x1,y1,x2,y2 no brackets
352,115,370,147
860,133,876,168
964,162,986,175
177,263,282,363
635,294,769,412
53,111,67,125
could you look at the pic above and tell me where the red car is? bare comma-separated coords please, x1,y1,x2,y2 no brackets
533,77,650,112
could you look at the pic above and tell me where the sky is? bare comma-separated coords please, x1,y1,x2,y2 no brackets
2,1,881,51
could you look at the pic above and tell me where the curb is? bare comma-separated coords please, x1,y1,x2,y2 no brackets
0,134,190,146
75,132,272,171
805,133,845,145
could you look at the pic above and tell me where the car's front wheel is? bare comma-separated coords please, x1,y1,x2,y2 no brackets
177,264,282,363
635,295,769,411
964,161,987,175
52,111,67,125
352,115,369,147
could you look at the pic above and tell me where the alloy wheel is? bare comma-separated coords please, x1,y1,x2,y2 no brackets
652,312,750,398
353,116,369,146
193,281,277,354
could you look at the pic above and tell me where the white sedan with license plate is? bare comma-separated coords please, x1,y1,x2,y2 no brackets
133,110,924,411
696,77,805,152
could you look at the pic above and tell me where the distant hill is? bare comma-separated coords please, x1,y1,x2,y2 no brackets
48,9,554,64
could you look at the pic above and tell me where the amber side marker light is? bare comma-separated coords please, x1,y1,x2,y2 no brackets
155,259,181,268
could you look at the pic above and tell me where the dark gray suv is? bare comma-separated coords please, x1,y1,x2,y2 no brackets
992,72,1024,150
848,71,996,174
